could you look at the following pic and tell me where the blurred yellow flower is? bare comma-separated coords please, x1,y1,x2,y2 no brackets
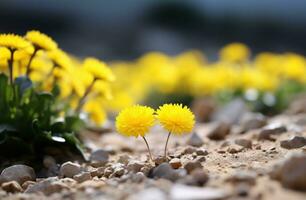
156,104,195,134
84,100,107,124
25,30,58,51
220,43,250,62
280,53,306,82
48,48,72,70
83,57,115,82
0,34,32,50
0,47,10,60
116,105,155,137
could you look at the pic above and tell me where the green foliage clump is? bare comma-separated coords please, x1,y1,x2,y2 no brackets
0,73,84,161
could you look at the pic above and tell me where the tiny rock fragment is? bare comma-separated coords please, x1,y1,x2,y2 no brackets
240,112,267,132
190,169,209,186
1,181,23,193
235,138,252,149
187,132,204,147
150,163,180,181
258,124,287,141
226,171,257,185
184,161,202,174
169,158,182,169
73,172,92,183
182,146,197,155
207,121,231,140
60,161,81,178
227,144,244,154
270,153,306,191
89,149,109,167
127,161,145,173
0,165,36,185
280,136,306,149
154,155,168,165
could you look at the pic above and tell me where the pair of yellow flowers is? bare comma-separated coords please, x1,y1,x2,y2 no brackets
116,103,195,160
116,103,195,137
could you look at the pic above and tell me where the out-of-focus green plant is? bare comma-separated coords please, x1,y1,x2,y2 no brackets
0,73,84,158
0,31,115,165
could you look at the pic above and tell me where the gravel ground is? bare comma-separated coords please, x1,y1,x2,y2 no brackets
1,111,306,200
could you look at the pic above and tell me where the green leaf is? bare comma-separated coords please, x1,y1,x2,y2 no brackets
65,116,85,132
63,132,86,159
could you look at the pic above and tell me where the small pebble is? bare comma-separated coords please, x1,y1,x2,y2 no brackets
1,181,23,193
60,162,81,178
73,172,92,183
184,161,202,174
169,158,182,169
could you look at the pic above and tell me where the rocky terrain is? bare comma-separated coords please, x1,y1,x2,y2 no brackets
1,99,306,200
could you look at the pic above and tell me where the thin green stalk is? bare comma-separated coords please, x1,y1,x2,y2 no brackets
25,47,38,77
142,136,153,161
8,48,16,85
75,78,97,114
164,132,171,160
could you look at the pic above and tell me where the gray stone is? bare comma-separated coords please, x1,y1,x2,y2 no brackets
73,172,92,183
286,95,306,114
182,146,197,155
235,139,252,149
207,121,231,140
187,132,203,147
184,161,202,174
154,155,167,165
89,149,109,167
113,167,125,177
213,98,248,125
189,169,209,186
240,112,267,132
226,171,257,185
127,161,145,173
151,163,180,181
258,124,287,141
196,156,206,163
60,162,81,178
280,136,306,149
131,172,146,183
1,181,23,193
21,181,35,190
270,153,306,191
227,144,244,154
195,148,208,156
25,177,69,195
0,165,36,185
117,154,131,165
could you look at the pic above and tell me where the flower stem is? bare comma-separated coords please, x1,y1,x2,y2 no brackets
164,132,171,160
142,136,153,161
25,47,38,77
8,48,16,85
75,78,96,114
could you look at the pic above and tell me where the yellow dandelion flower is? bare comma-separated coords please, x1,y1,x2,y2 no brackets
156,103,195,134
116,105,155,137
48,48,72,70
83,57,115,82
0,47,10,60
220,43,250,62
0,34,32,50
84,100,107,125
25,30,57,51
